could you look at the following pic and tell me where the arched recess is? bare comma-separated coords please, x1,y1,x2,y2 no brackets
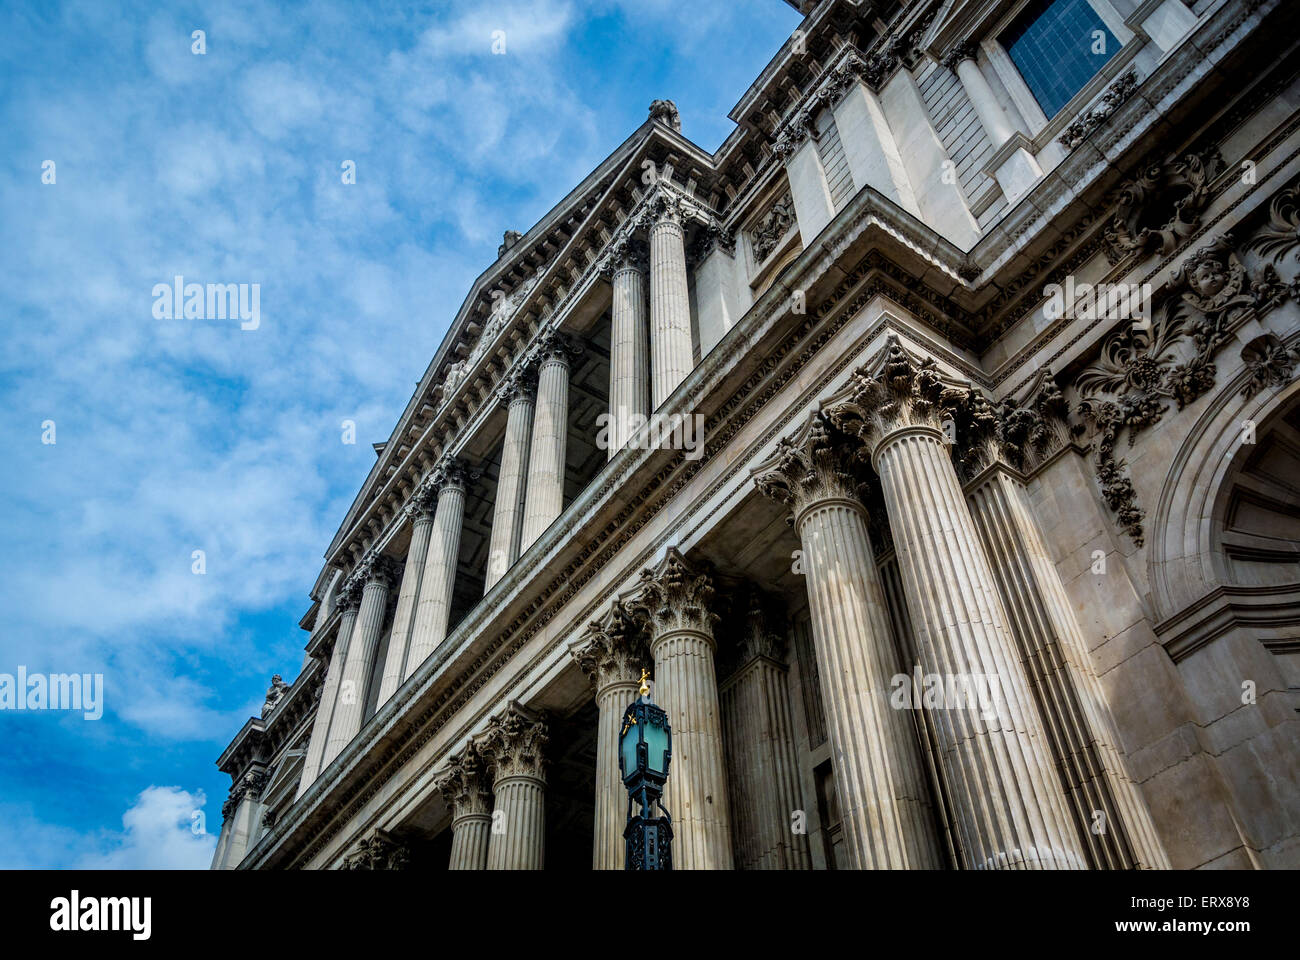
1151,362,1300,622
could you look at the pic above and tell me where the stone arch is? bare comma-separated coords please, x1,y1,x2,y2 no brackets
1150,361,1300,621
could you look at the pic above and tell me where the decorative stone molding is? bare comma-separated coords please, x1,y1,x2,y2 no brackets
498,366,538,408
341,830,409,870
356,553,402,590
995,373,1072,474
626,548,719,638
403,482,438,521
752,413,868,522
648,98,681,132
1105,147,1224,258
434,742,493,819
1058,70,1141,150
477,703,548,784
570,601,648,694
430,456,478,495
599,234,649,278
691,219,736,261
750,191,796,264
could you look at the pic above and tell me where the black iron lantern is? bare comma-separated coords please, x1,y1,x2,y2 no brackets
619,669,673,870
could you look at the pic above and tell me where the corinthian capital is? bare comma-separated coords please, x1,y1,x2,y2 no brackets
941,39,979,71
824,338,967,461
356,553,401,590
434,742,494,820
430,456,478,494
477,703,548,784
626,548,719,639
752,412,868,521
570,600,648,693
498,366,537,408
600,234,649,277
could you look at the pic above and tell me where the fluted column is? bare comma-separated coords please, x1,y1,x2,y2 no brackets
486,372,536,589
627,549,732,869
377,490,436,704
718,587,813,870
297,588,359,796
570,601,649,869
480,704,548,870
605,239,649,457
435,743,494,870
753,417,942,869
521,334,575,549
647,193,694,408
967,461,1170,869
325,555,399,765
405,459,472,677
828,339,1087,870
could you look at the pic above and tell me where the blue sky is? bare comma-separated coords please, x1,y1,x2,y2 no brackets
0,0,801,868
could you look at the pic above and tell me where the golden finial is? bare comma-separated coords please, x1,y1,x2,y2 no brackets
638,668,651,698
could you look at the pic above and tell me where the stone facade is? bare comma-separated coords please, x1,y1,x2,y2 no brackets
213,0,1300,871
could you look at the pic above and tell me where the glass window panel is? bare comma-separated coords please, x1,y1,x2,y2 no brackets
1000,0,1117,118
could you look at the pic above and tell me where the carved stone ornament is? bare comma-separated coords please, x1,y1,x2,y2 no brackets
261,674,290,717
1240,334,1300,399
648,98,681,132
1245,175,1300,264
823,337,969,459
434,742,493,820
222,768,271,821
341,830,410,871
940,39,979,72
1058,70,1140,151
1074,222,1299,545
750,192,796,264
626,548,719,639
477,703,548,783
570,600,648,692
752,412,869,522
1105,147,1224,258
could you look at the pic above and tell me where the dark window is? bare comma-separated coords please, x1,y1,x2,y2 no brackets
1000,0,1117,118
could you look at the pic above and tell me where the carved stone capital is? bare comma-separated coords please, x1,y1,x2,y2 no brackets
570,601,648,694
355,553,401,591
601,234,649,278
430,456,478,495
824,338,968,463
626,548,719,640
941,39,979,71
477,703,548,784
404,483,438,522
499,367,538,408
734,585,787,667
341,830,410,871
752,413,869,523
434,742,494,820
691,219,736,261
221,767,270,821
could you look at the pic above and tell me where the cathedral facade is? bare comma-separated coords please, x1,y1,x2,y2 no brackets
213,0,1300,870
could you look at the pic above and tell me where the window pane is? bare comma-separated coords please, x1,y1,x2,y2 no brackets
1000,0,1117,118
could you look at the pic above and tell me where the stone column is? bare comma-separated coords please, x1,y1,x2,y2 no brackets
211,768,269,869
718,587,813,870
626,549,733,869
521,334,574,550
827,339,1087,870
479,704,548,870
435,743,494,870
297,587,359,796
647,192,694,408
377,489,436,705
963,407,1169,868
486,371,536,589
605,238,649,457
943,41,1042,203
753,417,943,870
405,459,472,678
325,555,399,766
570,601,649,870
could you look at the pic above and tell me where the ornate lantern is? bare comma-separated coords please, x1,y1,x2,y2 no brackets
619,669,673,870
